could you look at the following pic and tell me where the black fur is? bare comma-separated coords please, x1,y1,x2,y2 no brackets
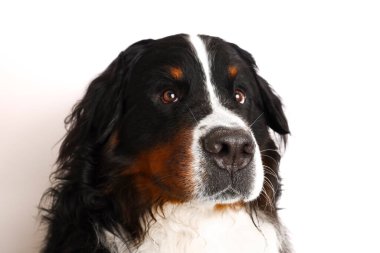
40,34,290,253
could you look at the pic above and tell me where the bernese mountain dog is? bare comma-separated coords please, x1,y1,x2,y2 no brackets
40,34,291,253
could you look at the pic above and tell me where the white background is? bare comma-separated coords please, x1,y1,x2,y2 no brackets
1,1,380,252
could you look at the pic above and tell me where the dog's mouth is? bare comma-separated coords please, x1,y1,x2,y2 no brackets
194,157,264,203
202,185,246,203
216,186,241,198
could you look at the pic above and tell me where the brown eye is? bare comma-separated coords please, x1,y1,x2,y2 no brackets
234,89,246,104
161,89,179,104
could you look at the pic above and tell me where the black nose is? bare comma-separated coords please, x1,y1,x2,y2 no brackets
203,128,254,173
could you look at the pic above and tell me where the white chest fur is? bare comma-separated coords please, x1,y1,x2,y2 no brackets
107,203,280,253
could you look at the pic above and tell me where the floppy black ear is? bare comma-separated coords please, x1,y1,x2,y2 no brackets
255,75,290,136
230,43,290,136
61,39,152,154
40,40,152,252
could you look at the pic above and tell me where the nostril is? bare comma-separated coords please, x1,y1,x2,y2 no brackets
204,140,223,154
203,138,231,155
220,143,230,155
243,143,254,154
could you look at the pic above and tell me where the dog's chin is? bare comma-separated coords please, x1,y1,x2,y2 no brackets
195,186,250,204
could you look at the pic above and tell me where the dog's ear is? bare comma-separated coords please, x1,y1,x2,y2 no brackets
255,75,290,136
40,40,152,252
60,39,152,155
230,44,290,137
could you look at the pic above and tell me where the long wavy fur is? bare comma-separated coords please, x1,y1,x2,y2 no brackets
39,40,151,253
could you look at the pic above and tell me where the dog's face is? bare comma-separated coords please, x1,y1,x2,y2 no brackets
96,34,289,207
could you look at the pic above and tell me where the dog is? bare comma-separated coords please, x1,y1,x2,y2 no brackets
40,34,291,253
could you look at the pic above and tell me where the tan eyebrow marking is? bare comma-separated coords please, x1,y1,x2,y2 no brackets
169,66,184,80
228,65,238,78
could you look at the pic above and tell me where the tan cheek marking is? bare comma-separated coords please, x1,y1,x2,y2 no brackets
170,66,184,80
214,201,244,212
106,131,119,151
122,129,195,202
228,65,238,79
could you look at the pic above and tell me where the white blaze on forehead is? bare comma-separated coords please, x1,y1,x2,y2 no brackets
189,35,223,111
189,35,246,128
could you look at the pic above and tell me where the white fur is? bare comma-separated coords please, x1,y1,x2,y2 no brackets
188,35,264,202
104,203,280,253
189,35,220,109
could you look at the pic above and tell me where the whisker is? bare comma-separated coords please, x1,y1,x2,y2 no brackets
249,112,264,127
263,169,278,179
263,165,279,182
264,176,276,197
261,187,273,210
262,177,276,211
186,104,198,123
261,154,279,166
260,149,279,153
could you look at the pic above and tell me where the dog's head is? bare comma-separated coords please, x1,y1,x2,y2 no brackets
54,34,289,242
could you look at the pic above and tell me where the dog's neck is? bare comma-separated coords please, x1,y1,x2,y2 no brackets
103,202,282,253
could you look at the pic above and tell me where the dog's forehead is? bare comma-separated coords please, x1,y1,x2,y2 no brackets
129,35,199,80
135,34,246,76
